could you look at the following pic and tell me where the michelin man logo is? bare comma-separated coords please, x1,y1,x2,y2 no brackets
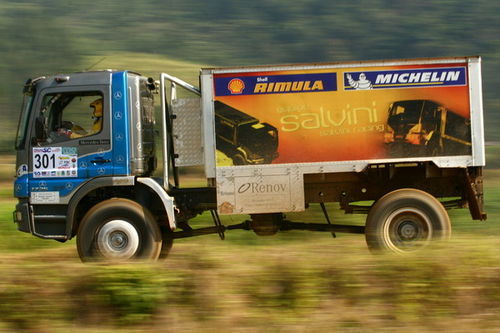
346,73,372,90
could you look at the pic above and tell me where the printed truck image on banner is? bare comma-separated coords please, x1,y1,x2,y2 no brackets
213,62,472,166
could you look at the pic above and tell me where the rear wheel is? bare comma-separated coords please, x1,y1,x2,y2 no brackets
365,189,451,253
77,198,162,262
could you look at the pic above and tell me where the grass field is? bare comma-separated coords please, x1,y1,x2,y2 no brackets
0,160,499,331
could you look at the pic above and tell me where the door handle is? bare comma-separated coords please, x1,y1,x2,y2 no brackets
90,158,111,164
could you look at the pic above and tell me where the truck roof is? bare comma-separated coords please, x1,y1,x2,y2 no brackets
201,56,480,75
214,101,258,126
28,70,144,90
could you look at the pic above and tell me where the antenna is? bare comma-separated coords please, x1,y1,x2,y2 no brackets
85,57,106,71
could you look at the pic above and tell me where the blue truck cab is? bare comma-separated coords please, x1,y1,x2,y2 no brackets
13,71,185,260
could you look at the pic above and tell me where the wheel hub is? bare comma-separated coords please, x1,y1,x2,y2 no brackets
383,208,432,253
109,231,128,249
398,221,419,240
96,220,140,260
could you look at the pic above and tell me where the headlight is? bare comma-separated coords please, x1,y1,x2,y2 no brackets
406,123,424,145
384,125,394,143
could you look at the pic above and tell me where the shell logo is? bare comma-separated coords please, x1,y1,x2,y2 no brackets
228,78,245,94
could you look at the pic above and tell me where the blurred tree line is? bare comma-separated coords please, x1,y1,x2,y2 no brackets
1,0,500,152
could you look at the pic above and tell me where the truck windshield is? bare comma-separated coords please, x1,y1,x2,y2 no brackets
389,101,424,124
239,122,278,150
15,93,34,150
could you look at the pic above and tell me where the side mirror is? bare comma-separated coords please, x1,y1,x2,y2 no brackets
147,77,157,91
34,116,47,142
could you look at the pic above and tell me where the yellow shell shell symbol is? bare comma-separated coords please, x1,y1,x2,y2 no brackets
228,78,245,94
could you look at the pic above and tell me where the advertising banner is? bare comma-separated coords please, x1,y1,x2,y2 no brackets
212,62,472,167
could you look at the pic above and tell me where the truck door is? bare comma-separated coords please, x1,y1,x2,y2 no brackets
29,88,112,205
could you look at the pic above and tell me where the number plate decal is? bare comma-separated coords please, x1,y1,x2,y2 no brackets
32,147,78,178
31,191,60,204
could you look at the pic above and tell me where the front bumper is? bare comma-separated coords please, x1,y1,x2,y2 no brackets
385,141,426,158
245,151,280,165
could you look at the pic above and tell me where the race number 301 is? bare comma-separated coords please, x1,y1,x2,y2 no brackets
32,147,78,178
34,152,56,169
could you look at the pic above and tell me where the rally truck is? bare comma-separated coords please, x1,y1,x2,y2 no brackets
384,100,472,157
13,56,486,261
214,101,279,165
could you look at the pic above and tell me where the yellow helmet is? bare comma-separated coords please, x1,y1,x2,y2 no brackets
90,98,103,118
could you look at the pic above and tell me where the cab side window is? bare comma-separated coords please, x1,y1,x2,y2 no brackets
421,102,439,131
215,117,236,143
41,92,104,143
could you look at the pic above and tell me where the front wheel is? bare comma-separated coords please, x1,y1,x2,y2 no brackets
365,189,451,254
232,153,247,165
77,198,162,262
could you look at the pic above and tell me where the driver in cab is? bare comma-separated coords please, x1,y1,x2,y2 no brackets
57,98,103,139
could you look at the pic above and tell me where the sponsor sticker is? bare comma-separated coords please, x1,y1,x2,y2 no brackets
215,73,337,96
344,67,467,90
16,164,28,177
234,175,291,213
216,166,305,215
32,147,78,178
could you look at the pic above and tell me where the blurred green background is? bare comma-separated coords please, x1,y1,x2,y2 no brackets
1,1,500,331
2,0,500,151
